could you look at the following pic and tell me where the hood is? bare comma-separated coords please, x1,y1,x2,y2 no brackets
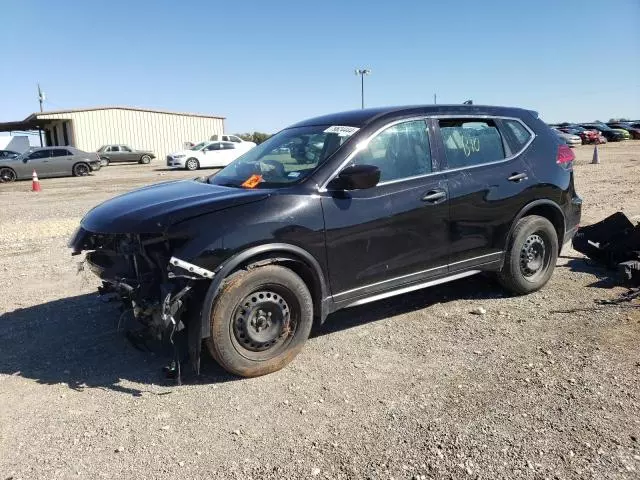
81,179,269,233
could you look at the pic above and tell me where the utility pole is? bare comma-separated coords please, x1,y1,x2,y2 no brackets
37,83,45,146
434,93,437,104
354,68,371,109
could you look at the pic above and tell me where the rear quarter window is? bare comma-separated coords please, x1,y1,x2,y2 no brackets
501,119,533,151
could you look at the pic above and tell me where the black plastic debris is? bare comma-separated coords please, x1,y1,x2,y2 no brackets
572,212,640,286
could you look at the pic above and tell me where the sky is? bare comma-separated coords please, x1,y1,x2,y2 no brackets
0,0,639,133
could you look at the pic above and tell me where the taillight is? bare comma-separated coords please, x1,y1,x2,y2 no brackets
556,144,575,169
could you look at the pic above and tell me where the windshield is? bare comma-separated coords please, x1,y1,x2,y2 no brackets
209,125,359,188
190,141,209,151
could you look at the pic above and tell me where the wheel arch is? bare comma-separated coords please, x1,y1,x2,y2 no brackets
508,200,566,250
72,161,91,175
0,166,17,181
199,243,330,339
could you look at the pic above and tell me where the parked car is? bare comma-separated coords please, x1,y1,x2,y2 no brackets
557,126,600,144
0,150,20,160
607,123,640,139
97,145,155,165
580,124,625,142
552,128,581,147
166,140,251,170
0,146,101,182
611,128,631,140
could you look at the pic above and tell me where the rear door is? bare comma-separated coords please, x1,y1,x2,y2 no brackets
435,116,534,269
220,142,239,165
119,145,136,162
49,148,74,175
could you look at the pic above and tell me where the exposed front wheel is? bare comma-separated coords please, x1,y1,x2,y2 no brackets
73,163,90,177
185,158,199,171
497,215,558,295
139,155,151,164
0,167,17,182
206,265,313,377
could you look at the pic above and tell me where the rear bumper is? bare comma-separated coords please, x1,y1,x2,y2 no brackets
563,195,582,246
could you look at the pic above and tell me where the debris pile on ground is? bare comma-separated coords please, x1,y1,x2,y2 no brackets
573,212,640,285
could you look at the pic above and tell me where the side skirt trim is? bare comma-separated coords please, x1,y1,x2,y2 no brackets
344,270,481,308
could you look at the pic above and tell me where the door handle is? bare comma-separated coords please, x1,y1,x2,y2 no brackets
508,172,528,182
421,190,447,203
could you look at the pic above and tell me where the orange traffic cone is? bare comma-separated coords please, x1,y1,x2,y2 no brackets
31,170,41,192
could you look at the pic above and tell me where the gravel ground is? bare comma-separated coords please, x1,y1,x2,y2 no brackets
1,144,639,480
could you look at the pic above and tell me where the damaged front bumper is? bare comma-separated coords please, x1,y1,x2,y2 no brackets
70,227,214,374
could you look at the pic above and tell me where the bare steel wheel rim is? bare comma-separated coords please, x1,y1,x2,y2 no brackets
0,168,15,182
230,287,298,361
519,233,548,280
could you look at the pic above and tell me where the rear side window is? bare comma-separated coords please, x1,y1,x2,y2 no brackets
50,149,70,157
438,119,505,169
502,119,532,151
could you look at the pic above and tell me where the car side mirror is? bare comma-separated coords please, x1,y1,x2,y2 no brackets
327,164,380,190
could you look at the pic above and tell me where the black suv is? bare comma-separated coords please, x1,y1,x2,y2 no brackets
69,105,581,377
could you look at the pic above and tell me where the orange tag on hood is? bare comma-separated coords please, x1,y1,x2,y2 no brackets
241,174,263,189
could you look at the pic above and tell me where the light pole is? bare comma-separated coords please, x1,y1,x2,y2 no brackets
354,68,371,109
37,83,45,146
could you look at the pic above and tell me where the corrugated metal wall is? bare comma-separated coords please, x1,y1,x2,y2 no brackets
38,109,225,159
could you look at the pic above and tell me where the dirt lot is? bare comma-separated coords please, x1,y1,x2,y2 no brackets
1,143,639,480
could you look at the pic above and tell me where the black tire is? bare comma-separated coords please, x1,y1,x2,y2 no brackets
498,215,558,295
73,163,90,177
0,167,17,183
139,155,151,164
185,158,200,171
206,265,313,377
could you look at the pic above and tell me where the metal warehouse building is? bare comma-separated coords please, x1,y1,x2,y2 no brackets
0,106,225,159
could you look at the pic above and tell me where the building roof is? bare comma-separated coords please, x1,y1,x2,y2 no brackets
0,106,225,133
31,106,225,120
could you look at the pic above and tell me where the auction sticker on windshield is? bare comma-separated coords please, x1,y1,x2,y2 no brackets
241,174,263,189
324,126,360,136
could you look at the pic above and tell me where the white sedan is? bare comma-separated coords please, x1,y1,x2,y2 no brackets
166,141,253,170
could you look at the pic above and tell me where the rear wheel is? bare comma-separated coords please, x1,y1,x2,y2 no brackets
73,163,90,177
139,155,151,164
0,167,16,183
185,158,200,171
498,215,558,295
206,265,313,377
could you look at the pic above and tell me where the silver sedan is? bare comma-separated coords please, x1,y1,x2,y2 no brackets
0,147,102,182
